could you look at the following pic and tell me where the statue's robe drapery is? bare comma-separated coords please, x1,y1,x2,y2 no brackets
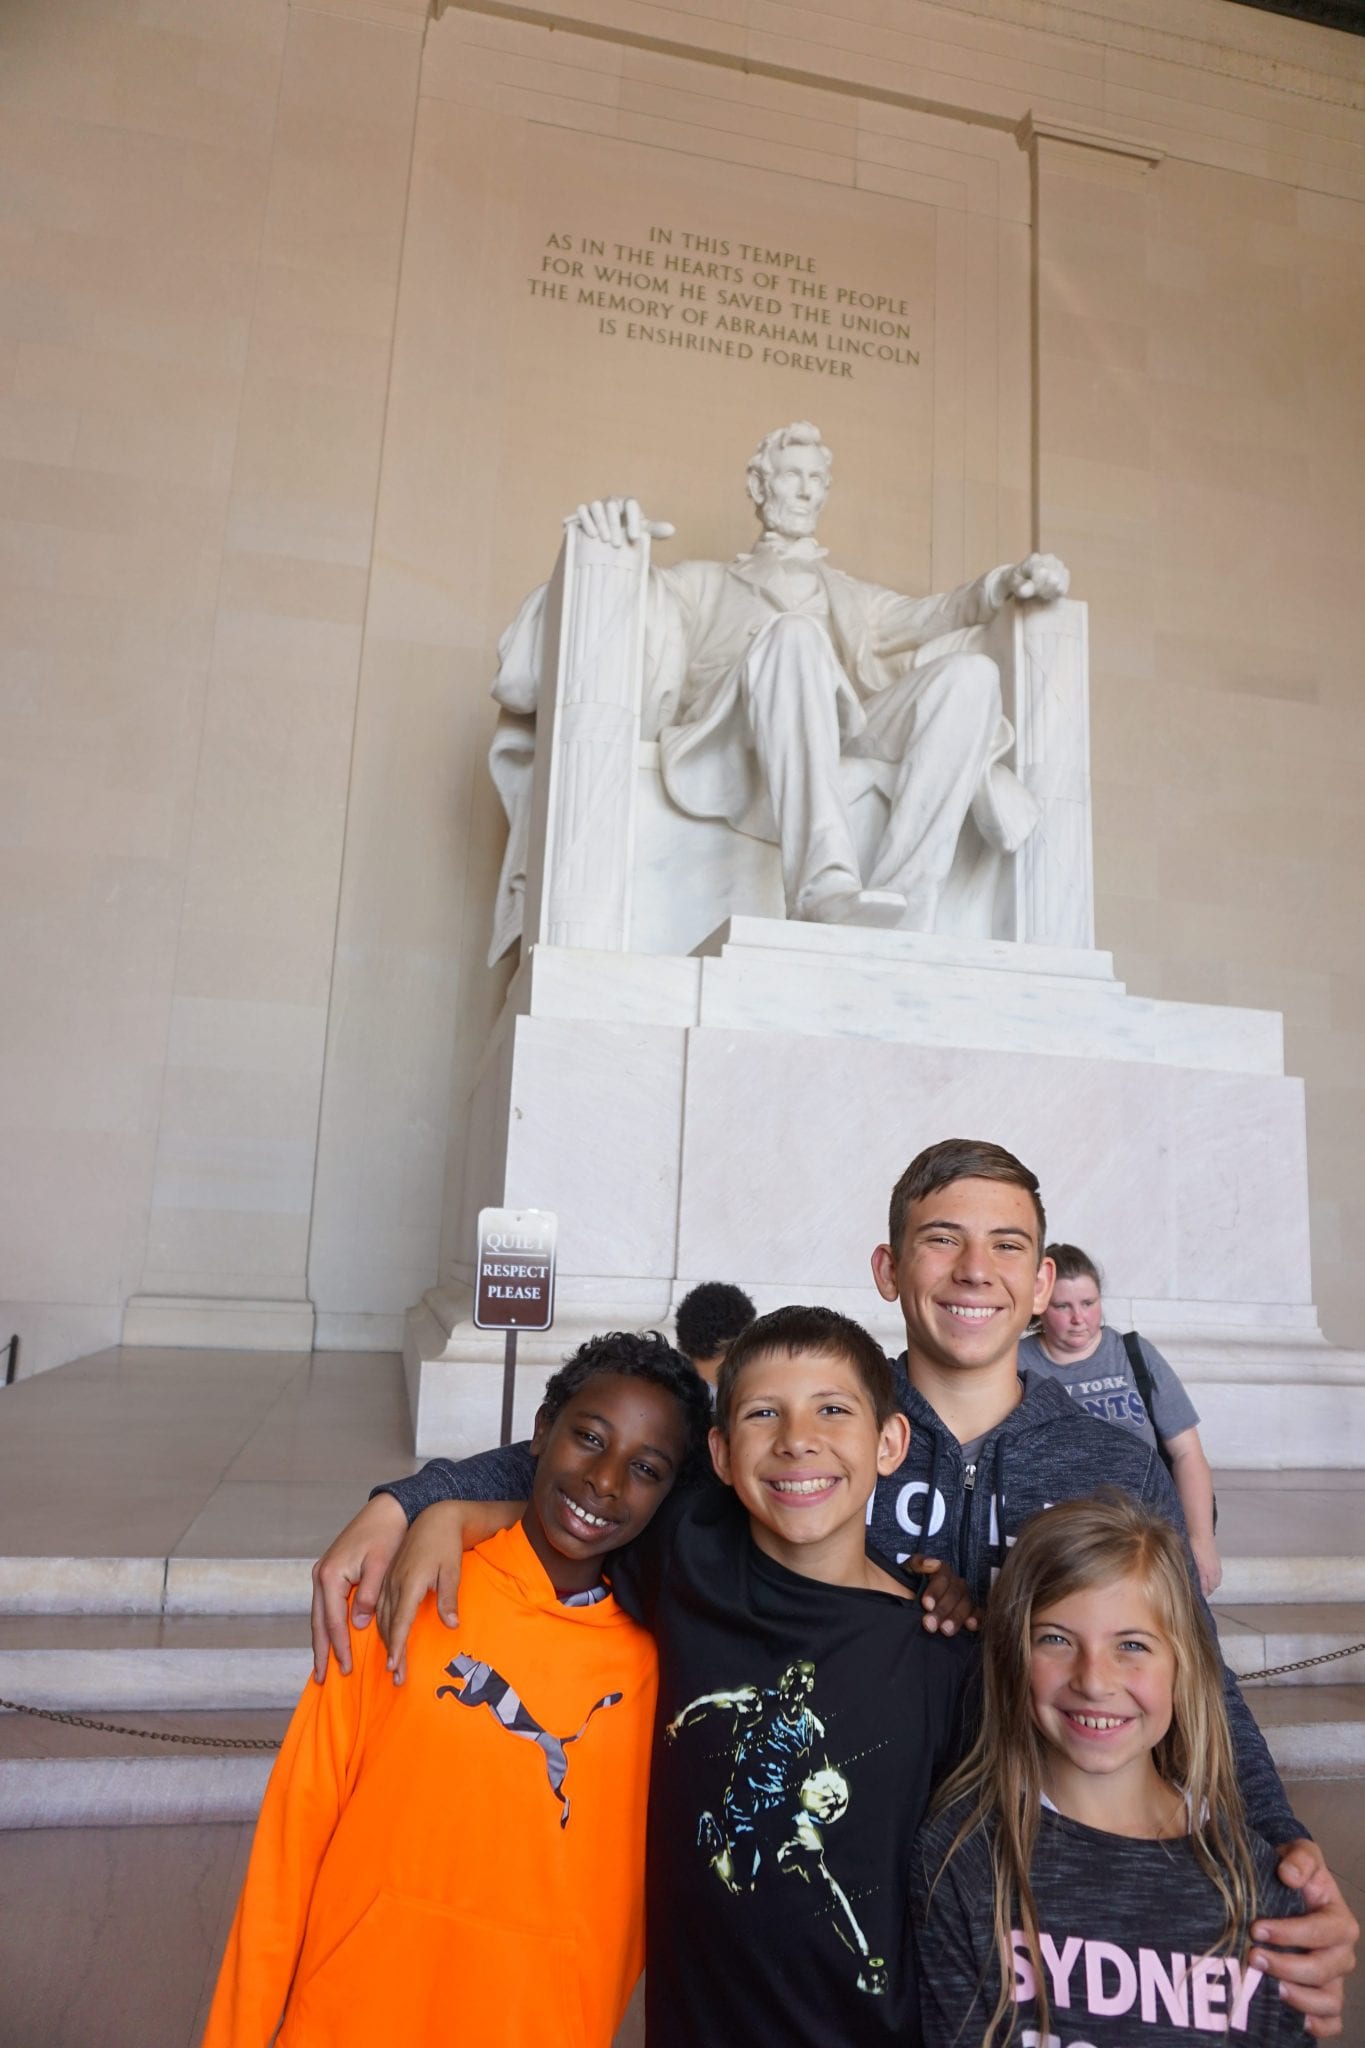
487,551,1039,964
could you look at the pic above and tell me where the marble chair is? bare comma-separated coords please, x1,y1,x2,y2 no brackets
520,525,1094,963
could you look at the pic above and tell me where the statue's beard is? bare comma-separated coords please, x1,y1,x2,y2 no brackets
762,504,823,540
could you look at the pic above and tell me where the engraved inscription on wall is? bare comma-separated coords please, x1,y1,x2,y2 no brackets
527,224,922,383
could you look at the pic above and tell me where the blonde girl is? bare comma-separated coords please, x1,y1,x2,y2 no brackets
911,1491,1308,2047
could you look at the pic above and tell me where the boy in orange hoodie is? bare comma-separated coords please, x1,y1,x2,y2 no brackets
202,1332,711,2048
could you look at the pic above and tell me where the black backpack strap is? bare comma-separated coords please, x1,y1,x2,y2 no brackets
1122,1330,1174,1476
1124,1332,1217,1530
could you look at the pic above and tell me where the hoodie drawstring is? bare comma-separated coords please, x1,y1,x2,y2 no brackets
923,1423,949,1569
992,1436,1010,1576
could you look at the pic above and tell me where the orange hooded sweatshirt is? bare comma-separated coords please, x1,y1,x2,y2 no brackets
202,1523,656,2048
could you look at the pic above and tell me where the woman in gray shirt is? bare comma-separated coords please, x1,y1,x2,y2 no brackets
1019,1244,1220,1593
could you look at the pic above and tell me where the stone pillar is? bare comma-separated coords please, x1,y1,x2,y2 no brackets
1016,115,1164,552
522,526,652,954
1006,114,1163,963
123,1,427,1352
1005,599,1094,949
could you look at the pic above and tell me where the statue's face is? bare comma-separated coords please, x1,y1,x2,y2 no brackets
759,443,830,539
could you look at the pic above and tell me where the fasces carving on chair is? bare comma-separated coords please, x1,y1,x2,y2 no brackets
487,423,1073,964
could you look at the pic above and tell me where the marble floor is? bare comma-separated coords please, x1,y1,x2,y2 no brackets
0,1815,647,2048
0,1346,418,1559
0,1793,1358,2048
1213,1467,1365,1562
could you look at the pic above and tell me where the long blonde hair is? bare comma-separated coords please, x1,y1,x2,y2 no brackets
929,1490,1260,2048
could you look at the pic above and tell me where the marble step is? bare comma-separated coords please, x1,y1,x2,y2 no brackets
2,1597,1358,1679
0,1615,311,1713
4,1547,1365,1618
0,1603,1360,1720
1,1642,1362,1831
0,1554,314,1616
1213,1604,1365,1687
0,1707,286,1828
14,1608,1354,1691
1216,1556,1365,1605
1248,1684,1365,1778
0,1614,310,1648
2,1688,1362,1834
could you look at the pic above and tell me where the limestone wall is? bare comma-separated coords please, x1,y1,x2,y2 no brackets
1,0,1362,1371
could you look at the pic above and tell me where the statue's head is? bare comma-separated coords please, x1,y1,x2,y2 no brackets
746,422,832,540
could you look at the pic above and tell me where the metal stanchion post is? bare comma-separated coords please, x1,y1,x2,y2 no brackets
499,1329,518,1446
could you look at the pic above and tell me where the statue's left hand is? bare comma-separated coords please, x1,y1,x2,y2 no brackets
571,497,676,546
1004,551,1070,603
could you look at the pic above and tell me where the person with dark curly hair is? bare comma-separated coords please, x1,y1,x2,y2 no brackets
203,1331,709,2048
674,1279,756,1387
536,1328,714,1475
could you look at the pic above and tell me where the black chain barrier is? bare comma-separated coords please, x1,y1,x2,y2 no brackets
1237,1642,1365,1683
3,1643,1363,1753
0,1696,282,1750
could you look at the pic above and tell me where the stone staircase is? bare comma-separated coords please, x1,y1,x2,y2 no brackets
1218,1601,1365,1777
0,1570,309,1827
2,1548,1363,1829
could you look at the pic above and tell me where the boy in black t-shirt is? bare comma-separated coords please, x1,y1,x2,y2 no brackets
630,1306,973,2045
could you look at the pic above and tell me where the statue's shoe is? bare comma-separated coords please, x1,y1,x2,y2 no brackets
800,886,908,929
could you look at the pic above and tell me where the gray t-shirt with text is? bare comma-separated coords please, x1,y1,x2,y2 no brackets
1018,1325,1198,1452
913,1800,1306,2048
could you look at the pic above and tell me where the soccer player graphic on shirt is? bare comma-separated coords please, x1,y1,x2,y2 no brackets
665,1661,887,1995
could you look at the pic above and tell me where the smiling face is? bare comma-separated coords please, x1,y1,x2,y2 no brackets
756,442,831,540
871,1176,1054,1386
1028,1573,1176,1799
709,1347,908,1576
524,1370,688,1596
1039,1275,1104,1358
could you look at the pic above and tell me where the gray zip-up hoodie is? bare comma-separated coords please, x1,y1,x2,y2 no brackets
375,1363,1303,1850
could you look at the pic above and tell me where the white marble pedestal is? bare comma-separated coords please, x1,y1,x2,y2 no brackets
407,919,1365,1464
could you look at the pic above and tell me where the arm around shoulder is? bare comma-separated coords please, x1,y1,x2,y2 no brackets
310,1489,409,1684
376,1496,528,1684
374,1442,537,1522
1250,1839,1360,2039
310,1444,536,1685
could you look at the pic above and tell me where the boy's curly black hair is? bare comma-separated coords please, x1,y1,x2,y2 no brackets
539,1330,713,1479
674,1281,756,1364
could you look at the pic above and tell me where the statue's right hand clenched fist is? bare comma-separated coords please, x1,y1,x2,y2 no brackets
570,497,676,546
